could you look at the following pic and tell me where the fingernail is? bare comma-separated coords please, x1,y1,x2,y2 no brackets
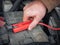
28,27,32,30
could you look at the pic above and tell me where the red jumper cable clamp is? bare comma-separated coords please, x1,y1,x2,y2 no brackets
12,20,32,33
12,20,60,33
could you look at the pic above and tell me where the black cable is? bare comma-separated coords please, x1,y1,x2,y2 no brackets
9,0,22,11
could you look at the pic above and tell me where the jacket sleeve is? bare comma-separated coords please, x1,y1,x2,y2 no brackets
34,0,60,12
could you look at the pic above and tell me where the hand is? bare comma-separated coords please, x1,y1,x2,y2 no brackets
23,1,46,30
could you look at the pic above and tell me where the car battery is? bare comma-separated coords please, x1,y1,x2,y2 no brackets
4,11,49,45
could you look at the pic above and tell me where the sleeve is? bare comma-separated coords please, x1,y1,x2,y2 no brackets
34,0,60,12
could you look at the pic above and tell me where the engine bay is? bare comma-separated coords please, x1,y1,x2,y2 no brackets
0,0,60,45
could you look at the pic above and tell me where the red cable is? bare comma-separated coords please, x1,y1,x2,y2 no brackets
38,22,60,30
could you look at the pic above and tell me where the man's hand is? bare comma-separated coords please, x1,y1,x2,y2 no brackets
23,1,46,30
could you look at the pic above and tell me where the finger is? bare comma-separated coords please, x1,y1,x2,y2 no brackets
28,16,40,30
23,14,29,22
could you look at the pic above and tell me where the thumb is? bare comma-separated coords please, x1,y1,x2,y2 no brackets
28,16,40,30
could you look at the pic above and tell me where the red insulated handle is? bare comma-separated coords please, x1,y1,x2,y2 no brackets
12,20,32,33
13,23,30,33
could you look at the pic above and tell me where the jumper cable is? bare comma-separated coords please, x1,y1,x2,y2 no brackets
12,20,60,33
